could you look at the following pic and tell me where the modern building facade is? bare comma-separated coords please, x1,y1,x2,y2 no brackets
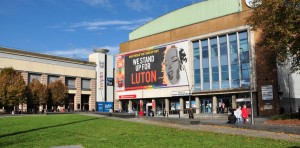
116,0,280,116
0,47,97,112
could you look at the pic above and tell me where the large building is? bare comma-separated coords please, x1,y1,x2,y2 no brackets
115,0,280,116
0,47,114,113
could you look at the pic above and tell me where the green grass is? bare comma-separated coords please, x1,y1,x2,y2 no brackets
0,114,299,148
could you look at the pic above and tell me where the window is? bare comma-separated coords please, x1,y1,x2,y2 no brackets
201,40,208,58
48,76,59,84
210,38,218,57
82,79,91,90
229,34,238,55
219,36,227,55
193,41,201,90
66,77,76,89
29,74,41,83
192,30,249,90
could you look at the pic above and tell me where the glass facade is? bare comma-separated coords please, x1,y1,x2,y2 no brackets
193,30,250,91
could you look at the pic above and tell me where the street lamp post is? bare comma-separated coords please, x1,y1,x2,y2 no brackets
240,48,254,125
182,64,191,109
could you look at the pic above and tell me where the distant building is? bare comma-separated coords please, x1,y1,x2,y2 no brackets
115,0,280,116
0,47,113,113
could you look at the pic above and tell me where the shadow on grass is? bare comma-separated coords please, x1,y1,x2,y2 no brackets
0,117,99,139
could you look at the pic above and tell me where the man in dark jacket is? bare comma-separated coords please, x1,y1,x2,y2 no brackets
227,111,237,124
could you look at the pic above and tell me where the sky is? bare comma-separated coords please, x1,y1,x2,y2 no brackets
0,0,203,60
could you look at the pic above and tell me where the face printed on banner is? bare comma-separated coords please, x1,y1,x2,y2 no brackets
165,47,180,85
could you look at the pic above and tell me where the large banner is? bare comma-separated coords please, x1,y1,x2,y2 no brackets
116,41,189,91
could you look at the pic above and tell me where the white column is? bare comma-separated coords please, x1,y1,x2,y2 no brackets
195,97,200,114
165,98,169,115
213,96,217,113
128,100,132,112
180,97,184,115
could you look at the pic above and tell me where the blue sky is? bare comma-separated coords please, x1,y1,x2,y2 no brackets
0,0,202,60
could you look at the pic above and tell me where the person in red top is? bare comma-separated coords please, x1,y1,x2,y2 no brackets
241,104,248,124
139,109,144,116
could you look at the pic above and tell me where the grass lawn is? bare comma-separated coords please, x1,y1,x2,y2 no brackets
0,114,299,148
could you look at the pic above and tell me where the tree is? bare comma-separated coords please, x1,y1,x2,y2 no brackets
48,80,68,107
247,0,300,72
28,79,48,110
0,67,26,111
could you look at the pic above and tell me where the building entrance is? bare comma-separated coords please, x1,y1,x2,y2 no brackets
146,103,152,116
201,99,212,113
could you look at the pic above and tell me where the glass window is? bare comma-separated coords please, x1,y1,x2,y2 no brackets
194,75,200,83
82,79,91,89
210,38,218,57
240,51,249,63
221,65,229,81
195,69,200,75
219,36,227,55
48,76,59,84
201,40,208,58
66,77,76,89
229,34,238,55
203,83,210,90
29,74,41,83
239,31,248,52
193,41,200,60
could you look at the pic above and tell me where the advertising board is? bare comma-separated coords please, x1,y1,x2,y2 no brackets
115,41,189,91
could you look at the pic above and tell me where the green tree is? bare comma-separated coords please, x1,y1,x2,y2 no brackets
28,79,49,110
48,80,68,107
0,67,26,110
247,0,300,71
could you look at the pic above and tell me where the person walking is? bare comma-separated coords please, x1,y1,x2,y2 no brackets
188,107,194,119
241,104,248,124
234,106,242,124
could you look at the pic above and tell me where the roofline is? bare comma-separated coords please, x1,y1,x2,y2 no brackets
0,47,96,66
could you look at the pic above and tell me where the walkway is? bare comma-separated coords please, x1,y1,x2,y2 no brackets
85,113,300,142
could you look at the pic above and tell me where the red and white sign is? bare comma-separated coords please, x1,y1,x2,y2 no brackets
119,95,136,99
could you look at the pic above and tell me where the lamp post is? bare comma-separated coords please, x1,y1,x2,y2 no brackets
240,48,254,125
181,64,191,109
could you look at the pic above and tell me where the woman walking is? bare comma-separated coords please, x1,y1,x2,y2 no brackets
241,104,248,124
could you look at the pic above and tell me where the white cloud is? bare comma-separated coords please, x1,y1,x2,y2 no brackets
117,25,139,30
68,18,152,31
79,0,112,8
125,0,150,12
85,26,106,31
63,29,76,32
45,45,119,60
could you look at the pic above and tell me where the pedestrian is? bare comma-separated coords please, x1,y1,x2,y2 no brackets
241,104,248,124
227,110,237,124
234,106,242,124
139,109,144,116
221,102,225,113
188,107,194,119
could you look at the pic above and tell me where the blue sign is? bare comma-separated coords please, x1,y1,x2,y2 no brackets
97,102,113,112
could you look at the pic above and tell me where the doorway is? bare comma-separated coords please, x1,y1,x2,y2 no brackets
146,103,152,116
201,99,212,113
